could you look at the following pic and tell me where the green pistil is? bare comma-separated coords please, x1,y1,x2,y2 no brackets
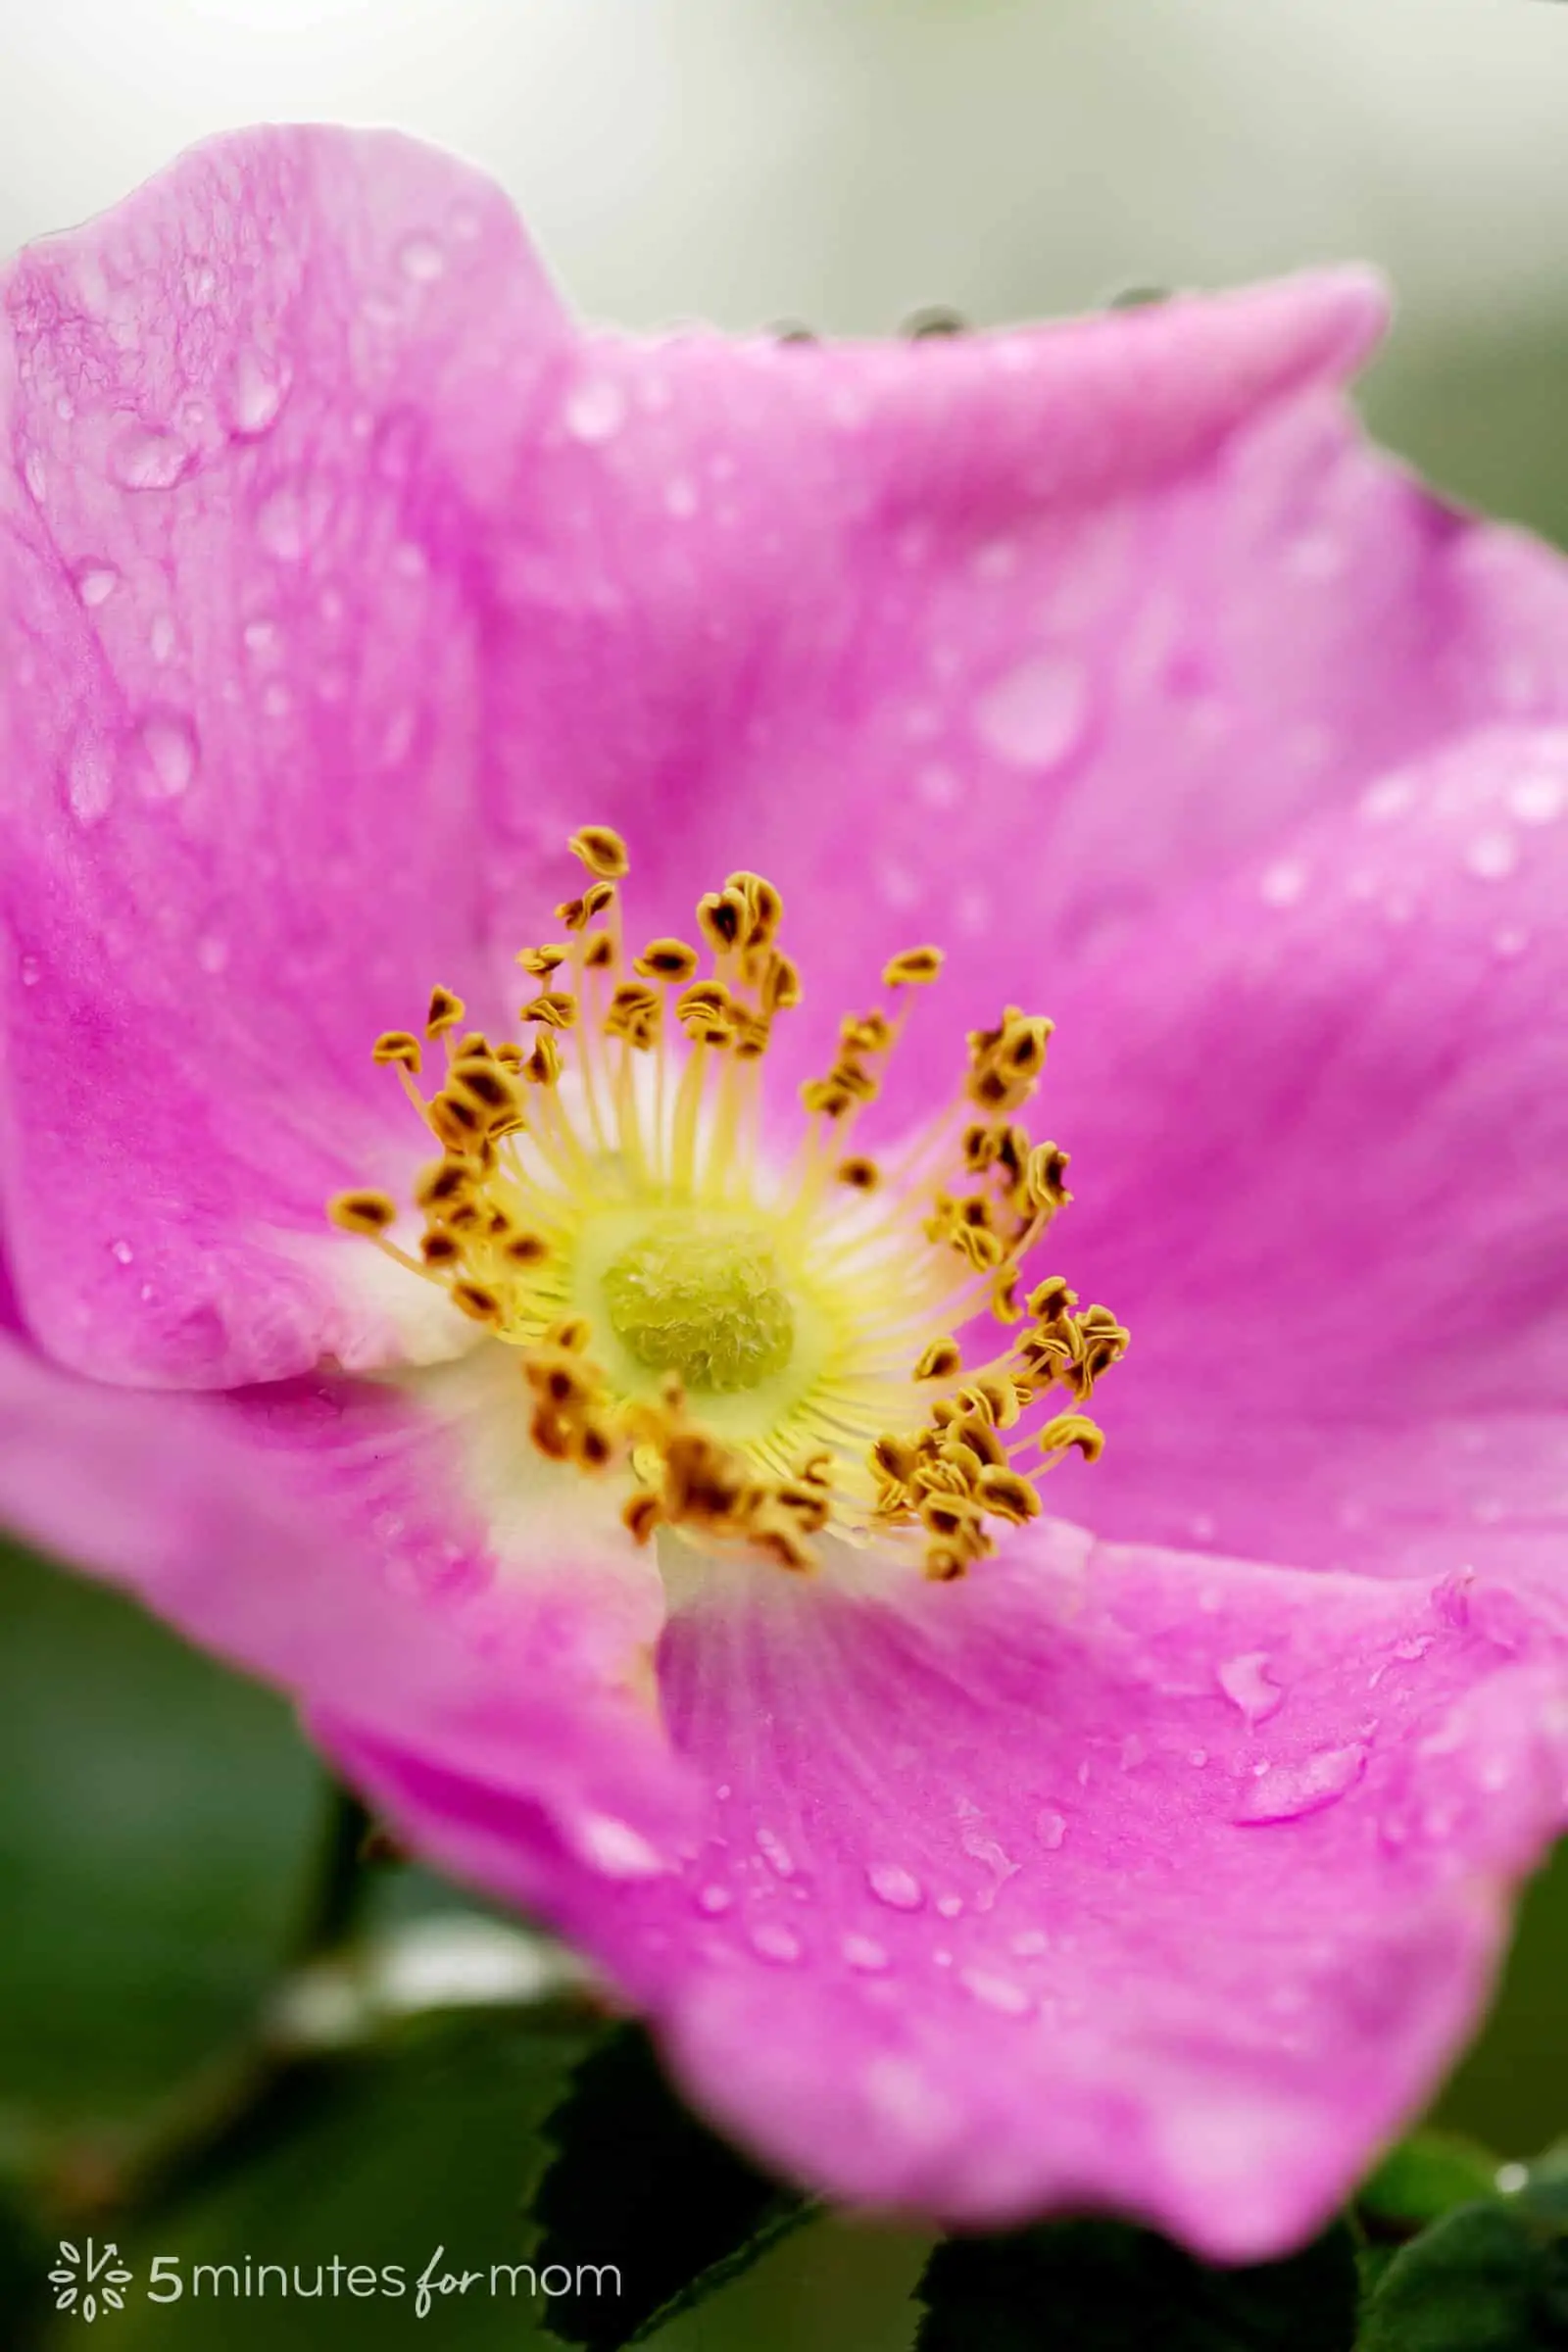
601,1219,795,1393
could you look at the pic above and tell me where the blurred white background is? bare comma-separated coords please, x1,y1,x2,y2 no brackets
3,0,1568,524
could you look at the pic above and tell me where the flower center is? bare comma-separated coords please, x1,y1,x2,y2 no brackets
600,1219,794,1392
328,825,1127,1580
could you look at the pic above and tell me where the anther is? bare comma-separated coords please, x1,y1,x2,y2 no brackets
371,1031,422,1071
634,939,701,984
327,1189,399,1235
424,985,465,1038
883,946,944,988
913,1337,962,1381
568,825,631,881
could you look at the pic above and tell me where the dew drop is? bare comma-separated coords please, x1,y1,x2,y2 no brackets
694,1884,733,1917
749,1921,803,1966
756,1827,796,1880
137,710,199,800
1233,1742,1369,1825
74,563,120,608
866,1862,925,1912
974,652,1088,770
1216,1651,1284,1725
1258,858,1307,908
398,233,447,282
959,1967,1032,2017
257,488,308,563
1466,830,1517,882
1359,774,1414,823
935,1893,963,1920
1035,1809,1067,1851
564,376,628,444
574,1812,666,1879
109,1238,134,1265
1508,772,1565,827
109,425,192,492
229,349,290,437
843,1934,890,1974
19,955,40,988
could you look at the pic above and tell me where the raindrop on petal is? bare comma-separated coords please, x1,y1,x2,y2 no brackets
1233,1742,1369,1825
1216,1651,1284,1725
865,1862,925,1912
564,377,628,444
749,1921,803,1966
974,652,1088,770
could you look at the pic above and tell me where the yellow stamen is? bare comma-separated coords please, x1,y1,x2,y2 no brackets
327,828,1124,1579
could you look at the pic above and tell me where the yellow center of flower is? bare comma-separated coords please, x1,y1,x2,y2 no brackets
328,825,1127,1579
601,1220,795,1391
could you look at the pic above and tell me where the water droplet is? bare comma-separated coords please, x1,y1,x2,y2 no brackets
109,425,192,492
866,1862,924,1912
19,955,40,988
398,234,447,283
74,563,119,608
843,1934,890,1973
1217,1651,1284,1725
1258,858,1307,908
1035,1809,1066,1851
109,1237,134,1265
695,1884,733,1917
756,1827,796,1880
749,1921,802,1965
67,737,114,824
916,761,959,809
959,1967,1031,2017
257,487,308,562
664,476,700,519
974,652,1088,770
1234,1742,1368,1825
564,376,628,444
1009,1929,1051,1958
137,710,198,800
1508,772,1565,826
229,349,290,437
935,1893,963,1920
1466,830,1517,882
1497,2162,1530,2196
1359,774,1414,823
574,1812,666,1878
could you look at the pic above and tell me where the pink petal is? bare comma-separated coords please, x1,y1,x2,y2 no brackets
0,127,567,1385
333,1525,1568,2258
1040,722,1568,1590
0,1326,688,1875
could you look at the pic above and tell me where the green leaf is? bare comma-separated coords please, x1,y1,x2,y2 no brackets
1357,2192,1568,2351
1359,2133,1502,2232
531,2023,810,2349
0,1544,318,2145
36,2017,596,2352
913,2216,1360,2351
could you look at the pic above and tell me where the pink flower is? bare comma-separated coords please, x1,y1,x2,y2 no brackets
5,124,1568,2262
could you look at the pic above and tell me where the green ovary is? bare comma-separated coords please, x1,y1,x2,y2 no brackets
601,1219,796,1393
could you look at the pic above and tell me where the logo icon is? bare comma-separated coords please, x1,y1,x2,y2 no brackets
48,2240,133,2323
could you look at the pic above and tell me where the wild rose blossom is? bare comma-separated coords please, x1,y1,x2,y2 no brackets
4,125,1568,2262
